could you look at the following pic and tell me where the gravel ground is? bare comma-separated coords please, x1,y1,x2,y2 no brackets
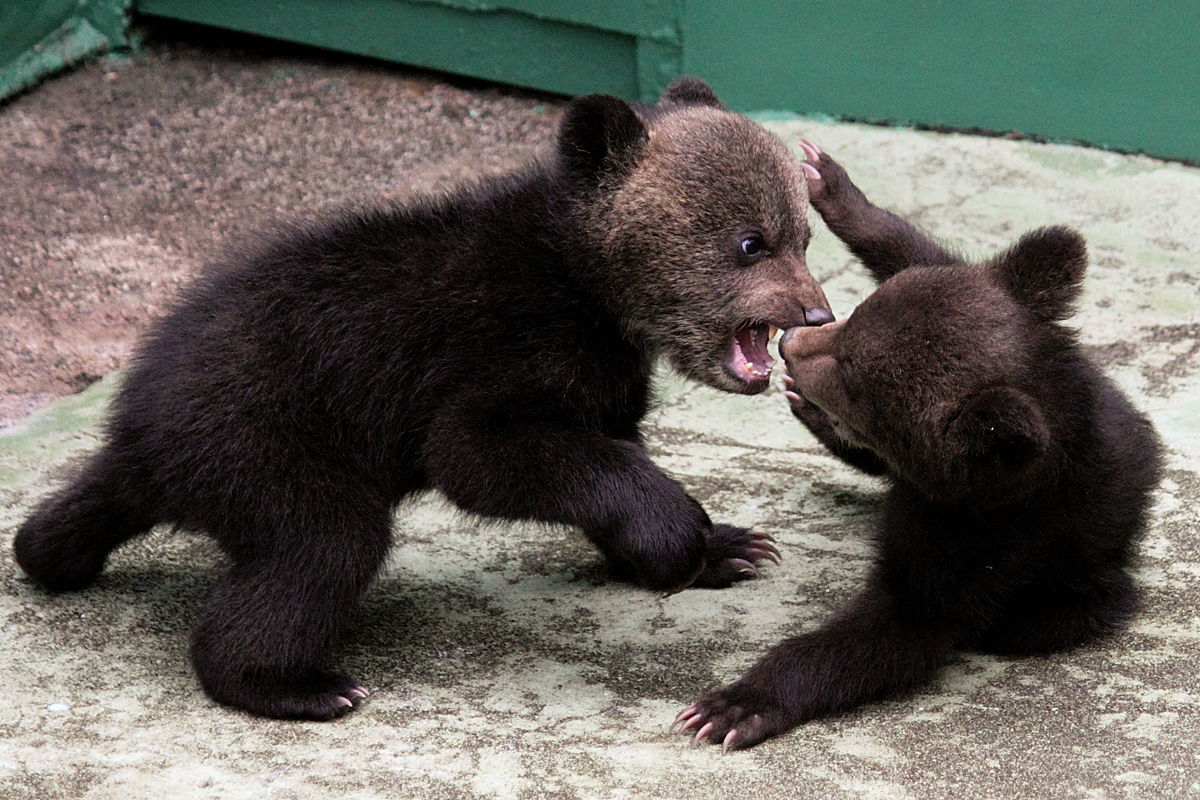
2,18,1199,800
0,20,563,425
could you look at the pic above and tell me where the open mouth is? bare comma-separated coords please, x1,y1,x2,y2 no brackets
726,323,779,384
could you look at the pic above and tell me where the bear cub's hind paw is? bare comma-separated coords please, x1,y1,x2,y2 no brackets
204,668,370,722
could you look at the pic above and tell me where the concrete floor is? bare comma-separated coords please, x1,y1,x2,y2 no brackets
2,26,1199,800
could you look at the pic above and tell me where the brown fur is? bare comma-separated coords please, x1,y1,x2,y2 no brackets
678,142,1161,750
14,79,832,721
578,94,829,392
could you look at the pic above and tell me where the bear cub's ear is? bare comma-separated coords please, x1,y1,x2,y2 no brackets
992,226,1088,321
558,94,649,190
657,76,725,109
946,386,1051,468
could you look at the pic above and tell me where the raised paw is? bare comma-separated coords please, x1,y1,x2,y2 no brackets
690,524,780,589
798,138,825,194
781,374,889,475
780,372,809,416
674,683,795,751
796,138,859,218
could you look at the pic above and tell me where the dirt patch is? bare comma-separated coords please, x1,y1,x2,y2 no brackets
0,20,563,426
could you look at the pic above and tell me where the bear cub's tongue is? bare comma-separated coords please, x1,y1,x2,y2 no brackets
729,324,775,382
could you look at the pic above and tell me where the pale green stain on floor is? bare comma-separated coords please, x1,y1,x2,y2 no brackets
2,121,1199,799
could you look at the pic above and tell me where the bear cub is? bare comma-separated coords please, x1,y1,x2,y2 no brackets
14,79,834,721
677,140,1163,749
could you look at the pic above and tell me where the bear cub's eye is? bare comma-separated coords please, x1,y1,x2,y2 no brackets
737,233,766,261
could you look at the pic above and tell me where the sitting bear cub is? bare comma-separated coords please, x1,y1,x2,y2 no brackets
678,140,1163,750
14,79,833,721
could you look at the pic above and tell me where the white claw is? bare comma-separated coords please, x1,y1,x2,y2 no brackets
722,729,738,753
692,721,714,746
730,558,757,576
674,706,701,733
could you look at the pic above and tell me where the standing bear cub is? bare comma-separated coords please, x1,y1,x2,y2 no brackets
678,141,1163,749
14,79,832,721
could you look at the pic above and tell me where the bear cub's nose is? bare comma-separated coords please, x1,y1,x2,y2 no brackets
804,308,835,326
779,318,842,361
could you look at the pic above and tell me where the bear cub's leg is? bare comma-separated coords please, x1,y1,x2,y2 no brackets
17,452,394,720
679,141,1159,749
14,453,155,592
188,495,395,720
796,139,961,283
422,409,778,593
676,566,964,750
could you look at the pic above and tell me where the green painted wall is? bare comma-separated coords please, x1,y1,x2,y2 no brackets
683,0,1199,160
4,1,1195,160
134,0,682,101
130,0,1196,161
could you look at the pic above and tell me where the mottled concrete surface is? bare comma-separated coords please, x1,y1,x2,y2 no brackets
3,28,1199,800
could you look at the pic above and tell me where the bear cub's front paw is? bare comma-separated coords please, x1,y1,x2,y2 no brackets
797,138,855,215
690,524,780,588
675,681,795,751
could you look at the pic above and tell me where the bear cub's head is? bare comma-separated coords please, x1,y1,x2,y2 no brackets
780,226,1089,506
557,78,832,394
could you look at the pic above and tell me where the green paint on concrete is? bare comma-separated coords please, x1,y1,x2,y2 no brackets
0,376,116,488
3,37,1200,800
0,1,130,101
1022,149,1114,177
